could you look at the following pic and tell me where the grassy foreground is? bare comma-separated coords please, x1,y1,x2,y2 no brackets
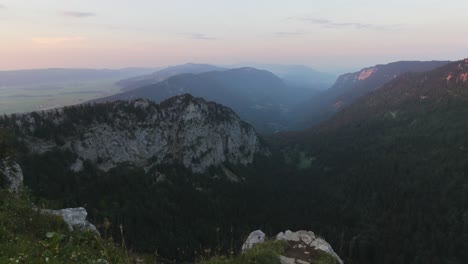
0,189,338,264
0,190,157,264
0,189,290,264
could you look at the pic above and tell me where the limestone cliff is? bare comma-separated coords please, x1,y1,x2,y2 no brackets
2,94,267,173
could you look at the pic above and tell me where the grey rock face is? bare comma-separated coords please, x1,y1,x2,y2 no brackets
242,230,266,251
0,158,23,193
11,95,267,173
42,207,99,235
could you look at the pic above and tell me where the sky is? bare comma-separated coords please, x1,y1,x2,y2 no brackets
0,0,467,73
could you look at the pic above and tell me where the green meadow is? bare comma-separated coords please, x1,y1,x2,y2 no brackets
0,79,123,114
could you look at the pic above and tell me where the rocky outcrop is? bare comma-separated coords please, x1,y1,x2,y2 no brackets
4,94,267,173
242,230,265,251
243,230,343,264
276,230,343,264
42,207,99,235
0,158,23,193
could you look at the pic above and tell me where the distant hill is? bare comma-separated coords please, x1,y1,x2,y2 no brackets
232,64,337,90
97,67,318,133
291,60,450,129
116,63,226,91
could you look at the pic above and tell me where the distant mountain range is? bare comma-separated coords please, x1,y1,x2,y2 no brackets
1,61,458,134
97,67,319,133
231,64,337,90
119,63,336,92
116,63,226,92
97,61,454,133
0,63,335,128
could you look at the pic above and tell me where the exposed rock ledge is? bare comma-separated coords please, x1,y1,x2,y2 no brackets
41,208,99,235
243,230,343,264
242,230,266,251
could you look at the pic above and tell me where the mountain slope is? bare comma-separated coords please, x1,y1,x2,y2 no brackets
320,59,468,130
98,67,317,133
272,59,468,264
117,63,226,92
291,60,450,129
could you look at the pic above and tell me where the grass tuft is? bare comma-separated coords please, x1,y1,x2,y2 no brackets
197,240,287,264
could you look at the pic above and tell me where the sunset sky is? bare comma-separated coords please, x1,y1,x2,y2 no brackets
1,0,467,72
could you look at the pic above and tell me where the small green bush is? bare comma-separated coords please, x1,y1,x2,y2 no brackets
313,251,339,264
197,240,287,264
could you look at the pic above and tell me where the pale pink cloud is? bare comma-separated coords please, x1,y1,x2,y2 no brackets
290,16,402,31
31,37,85,45
185,33,217,40
61,11,95,18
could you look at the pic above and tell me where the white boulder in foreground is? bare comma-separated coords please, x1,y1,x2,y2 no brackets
243,229,343,264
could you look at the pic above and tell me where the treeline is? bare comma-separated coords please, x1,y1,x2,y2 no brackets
20,148,270,260
0,102,149,140
276,99,468,264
